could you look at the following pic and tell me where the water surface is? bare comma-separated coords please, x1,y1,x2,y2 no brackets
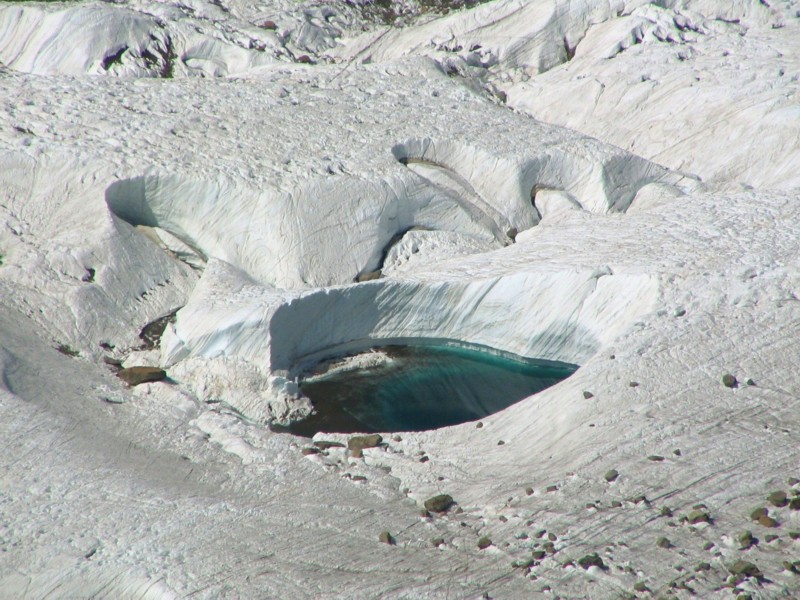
281,345,577,436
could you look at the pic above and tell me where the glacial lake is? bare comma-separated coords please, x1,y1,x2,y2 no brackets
280,345,577,436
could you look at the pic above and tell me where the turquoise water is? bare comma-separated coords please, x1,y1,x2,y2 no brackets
281,345,577,436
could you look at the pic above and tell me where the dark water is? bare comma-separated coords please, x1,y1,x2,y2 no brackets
280,345,577,436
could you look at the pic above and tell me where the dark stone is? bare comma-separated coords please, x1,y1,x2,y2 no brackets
531,550,546,560
378,531,394,545
722,373,737,388
117,366,166,386
738,531,756,549
604,469,619,482
648,455,665,462
629,381,639,387
546,485,558,493
750,507,769,521
301,447,320,456
424,494,455,513
790,497,800,510
432,537,445,547
477,536,492,550
687,509,711,525
696,562,711,572
497,440,505,446
313,440,345,450
656,537,672,549
139,309,179,350
577,553,606,570
525,486,534,496
767,490,788,507
347,434,382,452
757,514,779,528
260,20,277,29
56,344,79,357
727,560,761,578
583,391,594,399
103,355,123,368
475,421,484,428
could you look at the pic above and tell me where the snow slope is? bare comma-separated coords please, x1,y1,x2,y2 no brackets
1,0,799,598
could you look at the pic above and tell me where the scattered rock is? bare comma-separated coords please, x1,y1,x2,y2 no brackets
477,536,492,550
355,269,381,282
674,307,686,317
577,553,606,570
660,506,674,517
56,344,79,357
673,449,682,456
611,500,622,508
424,494,455,513
259,20,277,30
512,558,534,569
788,477,799,486
117,366,166,386
531,550,546,560
750,507,769,521
546,485,558,493
431,537,445,547
629,381,639,387
757,514,779,528
103,355,123,368
631,495,649,505
633,581,649,592
687,509,712,525
656,537,673,549
768,490,788,507
721,373,737,388
296,54,314,64
738,531,757,549
790,531,800,540
476,421,484,428
497,440,505,446
604,469,619,483
783,560,800,574
139,310,179,349
313,440,345,450
790,497,800,510
542,541,556,554
647,455,665,462
727,560,761,579
348,434,382,453
696,562,711,572
301,447,320,456
764,534,778,543
525,486,534,496
378,531,394,545
583,391,594,399
392,435,402,442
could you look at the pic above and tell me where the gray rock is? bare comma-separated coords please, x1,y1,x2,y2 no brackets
721,373,737,388
424,494,454,513
117,366,166,386
577,553,605,570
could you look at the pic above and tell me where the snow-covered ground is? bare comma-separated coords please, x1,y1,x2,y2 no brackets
1,0,799,598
